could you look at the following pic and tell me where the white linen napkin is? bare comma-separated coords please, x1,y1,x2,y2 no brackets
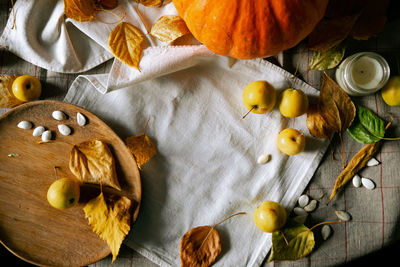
65,55,329,266
3,1,330,265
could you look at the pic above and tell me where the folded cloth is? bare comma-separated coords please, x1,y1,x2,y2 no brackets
65,55,329,266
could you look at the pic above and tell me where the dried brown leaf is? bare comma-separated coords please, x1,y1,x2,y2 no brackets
319,72,356,134
349,0,390,40
150,15,190,43
83,192,131,262
64,0,97,22
328,141,380,203
96,0,118,9
180,226,221,267
69,139,121,190
0,75,23,108
108,22,146,70
308,13,360,52
126,134,157,168
306,103,334,139
134,0,172,7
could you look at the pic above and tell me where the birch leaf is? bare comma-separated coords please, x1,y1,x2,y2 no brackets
83,192,132,262
69,140,121,190
126,134,157,168
268,222,315,262
309,42,346,70
150,15,190,43
180,226,221,267
64,0,97,22
0,75,22,108
108,22,146,70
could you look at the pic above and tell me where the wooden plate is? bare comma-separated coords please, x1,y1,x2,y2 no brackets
0,100,141,266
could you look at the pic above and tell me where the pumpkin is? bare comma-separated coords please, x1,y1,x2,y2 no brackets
172,0,329,59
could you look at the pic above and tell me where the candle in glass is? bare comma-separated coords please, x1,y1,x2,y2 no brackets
335,52,390,96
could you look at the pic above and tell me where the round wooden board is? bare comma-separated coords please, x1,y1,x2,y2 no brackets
0,100,141,267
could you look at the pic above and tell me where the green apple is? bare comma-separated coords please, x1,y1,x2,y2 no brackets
242,81,276,114
279,88,309,117
277,128,306,155
254,201,287,233
47,178,80,210
12,75,42,102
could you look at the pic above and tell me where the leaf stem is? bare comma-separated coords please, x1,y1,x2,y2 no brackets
199,212,246,249
308,220,342,232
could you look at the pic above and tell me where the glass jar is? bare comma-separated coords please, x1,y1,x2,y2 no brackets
335,52,390,96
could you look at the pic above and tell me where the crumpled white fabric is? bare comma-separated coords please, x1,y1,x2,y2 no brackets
3,1,330,266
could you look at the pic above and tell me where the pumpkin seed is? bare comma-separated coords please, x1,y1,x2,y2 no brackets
366,158,379,166
52,110,66,121
298,194,309,208
257,154,271,164
58,124,71,136
304,199,318,212
33,126,45,136
41,130,52,142
17,121,32,129
361,177,375,190
321,225,332,240
352,174,361,188
335,210,351,221
293,207,308,216
293,214,308,224
77,112,87,126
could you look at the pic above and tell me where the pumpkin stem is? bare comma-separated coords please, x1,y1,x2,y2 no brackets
242,106,256,119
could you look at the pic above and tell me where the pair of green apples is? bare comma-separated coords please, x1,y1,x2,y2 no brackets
242,81,308,155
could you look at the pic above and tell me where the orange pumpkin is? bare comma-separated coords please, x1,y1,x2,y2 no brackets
173,0,329,59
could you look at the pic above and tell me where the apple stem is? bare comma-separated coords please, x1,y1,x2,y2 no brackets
242,106,256,119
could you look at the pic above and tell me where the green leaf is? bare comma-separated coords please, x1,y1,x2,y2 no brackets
357,105,385,138
268,221,315,262
309,42,346,70
347,105,385,144
347,119,380,143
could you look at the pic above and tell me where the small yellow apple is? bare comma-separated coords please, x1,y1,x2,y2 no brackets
242,80,276,114
254,201,287,233
47,178,80,210
11,75,42,102
381,76,400,106
277,128,306,155
279,88,309,117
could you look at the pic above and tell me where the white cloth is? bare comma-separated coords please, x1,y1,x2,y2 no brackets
3,1,330,266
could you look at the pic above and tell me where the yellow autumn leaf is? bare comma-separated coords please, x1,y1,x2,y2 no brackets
108,22,146,70
64,0,97,22
83,192,132,262
134,0,172,7
150,15,190,43
0,75,23,108
69,140,121,190
126,134,157,168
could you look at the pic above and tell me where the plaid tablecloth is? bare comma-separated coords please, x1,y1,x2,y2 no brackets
1,1,400,266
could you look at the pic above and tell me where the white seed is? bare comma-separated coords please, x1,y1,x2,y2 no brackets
352,174,362,188
58,124,71,136
321,225,332,240
294,207,308,216
41,130,52,142
33,126,45,136
304,199,318,212
335,210,351,221
293,214,308,224
52,110,66,121
17,121,32,129
257,154,271,164
361,177,376,190
77,112,87,126
366,158,380,167
298,194,310,208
